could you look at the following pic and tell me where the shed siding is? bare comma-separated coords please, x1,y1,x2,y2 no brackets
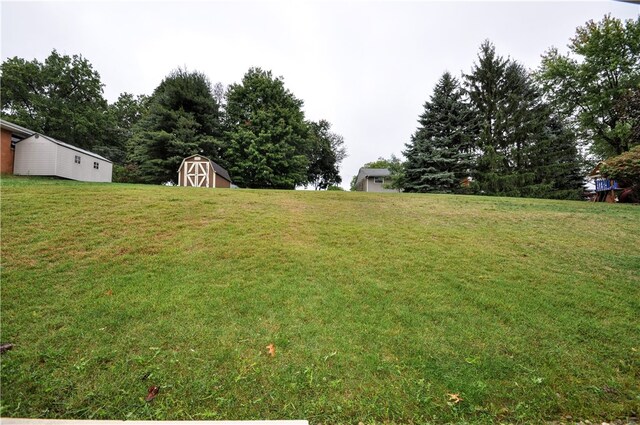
178,156,230,188
13,136,57,176
216,175,231,188
14,135,112,182
1,128,14,174
55,145,112,182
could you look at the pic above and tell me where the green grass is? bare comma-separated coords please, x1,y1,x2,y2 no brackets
1,176,639,423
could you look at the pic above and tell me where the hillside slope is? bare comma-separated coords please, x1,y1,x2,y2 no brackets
1,177,639,422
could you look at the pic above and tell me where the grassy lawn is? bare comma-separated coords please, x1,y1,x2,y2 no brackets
1,176,639,423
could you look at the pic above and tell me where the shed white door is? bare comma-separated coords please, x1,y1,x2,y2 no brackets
185,161,209,187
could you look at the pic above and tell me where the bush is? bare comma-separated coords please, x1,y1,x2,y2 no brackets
601,145,640,201
601,146,640,186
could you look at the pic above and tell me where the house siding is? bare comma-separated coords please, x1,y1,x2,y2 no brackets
364,177,396,193
1,128,14,174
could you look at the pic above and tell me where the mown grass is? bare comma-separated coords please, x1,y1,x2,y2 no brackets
1,176,638,423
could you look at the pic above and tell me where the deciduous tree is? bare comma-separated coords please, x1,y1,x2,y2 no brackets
1,50,110,151
306,119,347,190
537,15,640,158
223,68,309,189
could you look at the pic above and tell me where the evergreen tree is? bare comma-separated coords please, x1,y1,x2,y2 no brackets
403,72,475,193
223,68,309,189
465,41,583,198
532,116,584,199
129,68,222,184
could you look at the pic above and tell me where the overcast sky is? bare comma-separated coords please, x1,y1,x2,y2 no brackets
2,1,638,188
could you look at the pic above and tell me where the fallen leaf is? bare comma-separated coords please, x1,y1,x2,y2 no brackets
447,393,463,404
266,343,276,357
145,385,159,402
105,289,113,296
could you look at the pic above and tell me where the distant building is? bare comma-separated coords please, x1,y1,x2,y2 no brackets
177,154,231,188
354,168,397,192
1,119,113,182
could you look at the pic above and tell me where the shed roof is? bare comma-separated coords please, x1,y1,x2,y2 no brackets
179,154,231,182
39,135,112,163
355,167,391,185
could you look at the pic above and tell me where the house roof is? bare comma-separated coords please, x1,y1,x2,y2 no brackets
178,154,231,182
0,119,33,138
588,162,605,178
355,167,391,185
0,118,112,163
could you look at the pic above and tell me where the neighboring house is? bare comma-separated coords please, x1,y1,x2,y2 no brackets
1,119,113,182
177,154,231,188
354,168,397,192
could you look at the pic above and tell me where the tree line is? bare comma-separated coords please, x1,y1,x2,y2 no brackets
2,14,638,197
356,15,640,200
1,59,346,190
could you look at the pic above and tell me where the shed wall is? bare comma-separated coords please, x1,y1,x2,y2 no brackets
55,145,112,182
216,176,231,188
13,136,57,176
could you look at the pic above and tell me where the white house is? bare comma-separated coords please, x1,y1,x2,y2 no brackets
1,119,112,182
354,168,398,192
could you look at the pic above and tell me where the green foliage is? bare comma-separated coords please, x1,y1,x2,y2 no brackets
349,175,358,191
404,72,475,193
223,68,310,189
306,120,347,190
1,50,110,151
129,68,222,184
537,15,640,158
601,145,640,190
326,185,344,191
97,93,148,164
465,41,583,199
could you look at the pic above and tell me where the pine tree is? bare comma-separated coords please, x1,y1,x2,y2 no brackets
129,68,222,184
524,115,584,199
403,72,475,193
465,41,583,199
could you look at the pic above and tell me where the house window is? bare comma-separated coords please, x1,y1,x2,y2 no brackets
93,162,99,170
74,155,81,164
374,177,384,184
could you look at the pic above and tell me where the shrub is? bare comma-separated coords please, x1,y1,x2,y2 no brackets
601,145,640,201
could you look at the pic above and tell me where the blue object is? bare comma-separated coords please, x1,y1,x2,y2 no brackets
595,178,619,192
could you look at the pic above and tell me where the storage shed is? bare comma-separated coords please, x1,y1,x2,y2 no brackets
177,155,231,188
1,119,113,182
